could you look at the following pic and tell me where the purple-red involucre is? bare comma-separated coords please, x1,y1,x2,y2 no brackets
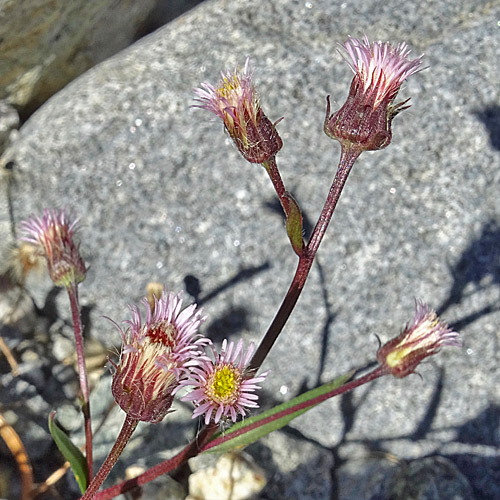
377,300,461,378
325,35,423,151
194,58,282,163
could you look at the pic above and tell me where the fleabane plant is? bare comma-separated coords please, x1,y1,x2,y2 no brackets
21,208,86,288
377,301,462,378
15,35,463,500
80,293,268,499
21,208,94,477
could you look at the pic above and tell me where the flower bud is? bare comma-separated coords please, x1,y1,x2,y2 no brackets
20,208,86,288
194,58,282,163
377,301,461,378
325,36,423,152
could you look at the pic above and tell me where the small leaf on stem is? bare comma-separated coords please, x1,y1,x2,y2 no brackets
48,411,88,493
284,192,304,256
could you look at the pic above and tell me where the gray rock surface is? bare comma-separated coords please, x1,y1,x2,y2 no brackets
0,0,158,112
0,102,19,154
379,456,476,500
0,0,499,498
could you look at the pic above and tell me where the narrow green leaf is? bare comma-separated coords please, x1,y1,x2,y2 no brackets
48,411,88,493
284,192,304,255
204,371,354,454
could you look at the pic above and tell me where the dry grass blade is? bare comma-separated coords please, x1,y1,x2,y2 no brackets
0,412,34,500
31,462,70,498
0,336,19,376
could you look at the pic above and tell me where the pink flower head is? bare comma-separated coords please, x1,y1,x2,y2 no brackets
20,208,86,288
325,35,423,151
110,291,208,423
194,58,282,163
179,339,268,425
341,35,423,109
377,301,461,378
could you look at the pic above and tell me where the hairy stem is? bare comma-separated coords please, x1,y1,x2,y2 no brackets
80,414,138,499
67,282,93,479
202,365,387,452
92,424,217,500
262,156,290,215
91,146,362,498
93,365,385,499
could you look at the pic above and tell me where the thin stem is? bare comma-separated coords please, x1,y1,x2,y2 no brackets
80,414,138,500
67,283,93,479
262,156,290,215
306,147,361,257
92,424,218,500
91,146,362,498
249,146,361,371
202,365,387,452
93,366,386,499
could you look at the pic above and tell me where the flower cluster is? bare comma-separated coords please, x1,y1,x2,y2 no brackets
14,34,469,500
20,208,87,288
324,35,423,151
110,291,268,425
194,58,282,163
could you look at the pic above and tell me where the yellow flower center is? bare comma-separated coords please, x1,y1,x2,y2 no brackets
218,75,242,99
208,365,241,404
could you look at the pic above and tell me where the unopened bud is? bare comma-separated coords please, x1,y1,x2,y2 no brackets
325,36,423,152
194,58,282,163
20,209,86,288
377,301,461,378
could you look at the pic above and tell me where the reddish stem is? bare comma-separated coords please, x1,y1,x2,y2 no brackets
67,282,93,479
202,365,387,452
262,156,290,215
249,146,361,371
80,414,138,500
92,424,217,500
91,146,362,498
92,366,385,499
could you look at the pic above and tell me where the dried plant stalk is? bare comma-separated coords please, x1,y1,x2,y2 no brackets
0,336,19,376
0,412,34,500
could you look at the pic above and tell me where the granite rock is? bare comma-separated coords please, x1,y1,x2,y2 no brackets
0,0,498,498
379,456,476,500
0,0,158,113
187,452,266,500
0,101,19,154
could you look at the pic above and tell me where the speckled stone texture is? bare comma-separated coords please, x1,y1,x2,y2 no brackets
0,0,158,112
0,0,498,498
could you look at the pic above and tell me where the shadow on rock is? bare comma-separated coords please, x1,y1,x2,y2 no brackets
474,105,500,152
438,219,500,318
